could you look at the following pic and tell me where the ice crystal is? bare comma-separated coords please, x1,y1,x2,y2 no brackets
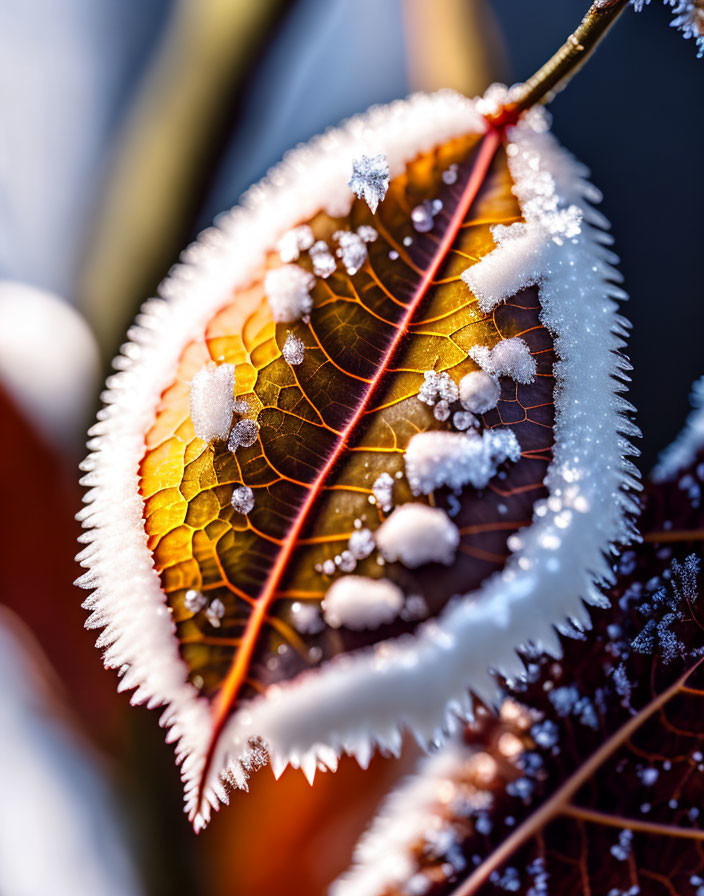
375,504,459,568
309,240,336,278
189,362,236,443
441,163,458,185
418,370,459,407
290,601,324,635
184,589,207,613
334,230,368,275
276,224,314,262
459,370,501,414
348,527,376,560
264,265,315,323
231,485,254,515
205,598,225,628
323,576,403,630
433,400,451,422
348,153,389,213
452,410,476,431
609,828,633,861
371,472,395,513
357,225,378,243
411,199,443,233
227,419,259,451
469,338,537,385
282,332,305,366
405,428,521,495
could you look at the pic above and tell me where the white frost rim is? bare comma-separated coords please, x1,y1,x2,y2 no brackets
330,742,472,896
76,90,639,831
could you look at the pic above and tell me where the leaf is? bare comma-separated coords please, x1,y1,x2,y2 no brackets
77,89,637,828
331,423,704,896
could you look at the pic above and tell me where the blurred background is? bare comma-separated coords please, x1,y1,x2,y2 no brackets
0,1,701,894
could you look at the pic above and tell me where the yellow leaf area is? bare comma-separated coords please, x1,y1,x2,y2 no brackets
139,132,555,704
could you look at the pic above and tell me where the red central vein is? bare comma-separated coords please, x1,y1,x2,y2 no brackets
196,126,503,811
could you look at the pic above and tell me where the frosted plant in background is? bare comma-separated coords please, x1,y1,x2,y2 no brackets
668,0,704,56
632,0,704,54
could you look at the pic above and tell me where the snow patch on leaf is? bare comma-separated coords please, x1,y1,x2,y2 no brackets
469,337,537,384
404,428,521,495
375,504,459,568
189,363,236,443
322,576,404,630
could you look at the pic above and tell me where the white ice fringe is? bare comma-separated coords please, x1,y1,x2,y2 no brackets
76,89,638,831
652,375,704,481
330,743,472,896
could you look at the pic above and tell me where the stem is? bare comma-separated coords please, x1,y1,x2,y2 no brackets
489,0,629,127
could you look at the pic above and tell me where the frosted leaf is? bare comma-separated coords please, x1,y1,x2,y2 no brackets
227,419,259,451
348,527,376,560
372,472,395,513
189,363,236,443
348,153,389,213
184,589,208,613
469,337,537,384
282,332,305,366
405,428,521,495
290,601,324,635
323,576,403,630
309,240,337,278
264,265,315,323
375,503,459,568
231,485,254,515
276,225,314,262
459,370,501,414
668,0,704,58
77,91,638,832
334,230,368,275
357,225,378,243
206,598,225,628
